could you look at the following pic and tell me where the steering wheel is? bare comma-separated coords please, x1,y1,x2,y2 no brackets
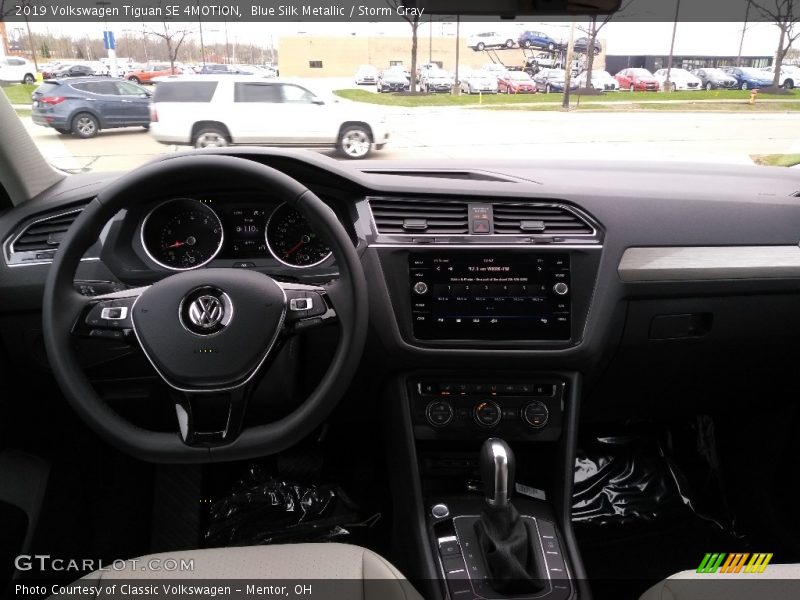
42,154,368,463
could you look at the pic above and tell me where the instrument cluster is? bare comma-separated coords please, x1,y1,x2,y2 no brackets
140,197,333,271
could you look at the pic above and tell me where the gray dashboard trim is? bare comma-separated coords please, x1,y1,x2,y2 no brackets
618,246,800,282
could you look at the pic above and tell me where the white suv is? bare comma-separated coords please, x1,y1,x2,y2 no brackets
149,76,390,159
0,57,36,85
467,32,516,51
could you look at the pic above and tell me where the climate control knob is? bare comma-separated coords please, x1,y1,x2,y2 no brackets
473,400,502,428
426,400,454,427
522,401,550,429
413,281,429,295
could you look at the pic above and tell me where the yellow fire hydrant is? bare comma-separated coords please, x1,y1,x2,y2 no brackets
749,89,759,104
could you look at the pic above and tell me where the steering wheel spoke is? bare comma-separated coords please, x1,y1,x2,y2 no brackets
70,286,150,343
277,280,338,334
174,385,251,446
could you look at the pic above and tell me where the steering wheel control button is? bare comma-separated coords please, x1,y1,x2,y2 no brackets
426,400,454,427
432,504,451,520
413,281,429,295
553,282,569,296
523,401,550,429
289,297,313,311
473,400,502,428
100,306,128,320
179,287,233,335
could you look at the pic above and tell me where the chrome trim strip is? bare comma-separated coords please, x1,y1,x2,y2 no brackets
618,246,800,282
369,244,603,250
140,198,225,272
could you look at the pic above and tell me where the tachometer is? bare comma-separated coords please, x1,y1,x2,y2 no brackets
265,203,332,268
141,198,223,270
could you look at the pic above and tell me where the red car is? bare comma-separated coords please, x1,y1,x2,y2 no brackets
126,64,181,84
497,71,537,94
615,68,660,92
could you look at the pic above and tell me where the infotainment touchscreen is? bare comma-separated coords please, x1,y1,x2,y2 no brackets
409,253,570,341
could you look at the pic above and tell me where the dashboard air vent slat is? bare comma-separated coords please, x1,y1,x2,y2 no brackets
369,199,469,234
12,209,83,253
492,203,593,235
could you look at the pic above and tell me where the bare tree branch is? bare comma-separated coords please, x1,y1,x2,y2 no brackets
387,0,421,92
579,0,637,89
751,0,800,86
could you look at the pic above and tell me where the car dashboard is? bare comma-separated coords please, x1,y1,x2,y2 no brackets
3,149,800,371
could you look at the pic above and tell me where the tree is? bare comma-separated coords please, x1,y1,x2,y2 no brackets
752,0,800,87
388,0,421,92
147,18,191,72
579,0,636,90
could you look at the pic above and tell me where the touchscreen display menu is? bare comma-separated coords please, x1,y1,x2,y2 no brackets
409,253,570,341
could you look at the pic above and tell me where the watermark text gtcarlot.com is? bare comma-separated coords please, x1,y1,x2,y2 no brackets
14,555,195,573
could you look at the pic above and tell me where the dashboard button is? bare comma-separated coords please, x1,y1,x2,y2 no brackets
426,401,454,427
523,401,550,429
473,400,501,428
413,281,429,295
553,282,569,295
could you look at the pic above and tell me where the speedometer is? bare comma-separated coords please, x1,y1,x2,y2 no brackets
141,198,223,270
265,203,332,268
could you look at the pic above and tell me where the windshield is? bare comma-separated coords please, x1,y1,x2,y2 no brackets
1,3,798,171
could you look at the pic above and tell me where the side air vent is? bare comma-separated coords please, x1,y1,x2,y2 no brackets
369,198,469,234
13,210,81,252
492,203,594,236
5,203,91,266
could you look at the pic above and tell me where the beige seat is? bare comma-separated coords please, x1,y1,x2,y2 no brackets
639,564,800,600
56,543,423,600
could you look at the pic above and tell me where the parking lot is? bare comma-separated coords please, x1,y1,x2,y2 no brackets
12,76,800,170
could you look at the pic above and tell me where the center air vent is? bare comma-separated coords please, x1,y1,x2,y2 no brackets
492,203,593,236
369,198,469,235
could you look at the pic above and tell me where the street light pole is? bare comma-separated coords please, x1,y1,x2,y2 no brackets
663,0,681,92
737,0,751,67
562,21,576,109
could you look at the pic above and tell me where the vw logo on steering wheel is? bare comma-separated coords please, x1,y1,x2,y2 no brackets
188,295,224,328
180,287,233,335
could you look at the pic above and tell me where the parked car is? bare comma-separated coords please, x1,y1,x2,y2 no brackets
615,68,660,92
31,77,151,138
467,32,516,51
722,66,773,90
691,68,739,90
194,64,252,75
576,70,619,91
527,52,558,69
517,30,560,51
377,68,410,93
762,65,800,89
0,56,37,84
354,65,379,85
482,63,509,76
533,68,579,93
126,64,181,84
458,70,498,94
573,37,602,55
50,64,95,79
421,68,453,93
653,68,702,91
496,71,536,94
148,76,389,159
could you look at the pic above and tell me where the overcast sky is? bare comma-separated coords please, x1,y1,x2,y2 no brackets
13,20,783,58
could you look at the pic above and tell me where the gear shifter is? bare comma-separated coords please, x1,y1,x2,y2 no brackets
474,438,545,594
480,437,515,507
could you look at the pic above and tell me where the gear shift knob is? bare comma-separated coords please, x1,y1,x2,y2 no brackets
479,438,515,507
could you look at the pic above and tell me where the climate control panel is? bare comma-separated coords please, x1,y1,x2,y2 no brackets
410,379,564,441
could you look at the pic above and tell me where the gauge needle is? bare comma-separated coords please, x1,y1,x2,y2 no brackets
284,240,305,257
163,240,186,250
